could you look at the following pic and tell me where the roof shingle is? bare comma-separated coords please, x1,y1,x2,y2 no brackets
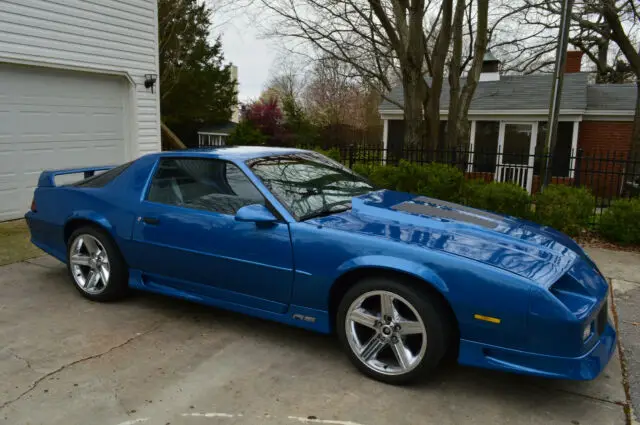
379,72,632,113
586,84,637,111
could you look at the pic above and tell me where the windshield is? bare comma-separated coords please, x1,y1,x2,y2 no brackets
248,152,375,221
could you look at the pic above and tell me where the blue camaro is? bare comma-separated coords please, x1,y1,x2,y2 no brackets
26,147,616,384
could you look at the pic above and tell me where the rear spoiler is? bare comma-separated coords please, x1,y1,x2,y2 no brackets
37,166,116,188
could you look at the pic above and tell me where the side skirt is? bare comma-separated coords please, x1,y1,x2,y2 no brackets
127,269,331,334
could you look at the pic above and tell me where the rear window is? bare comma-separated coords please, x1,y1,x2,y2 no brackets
72,162,133,188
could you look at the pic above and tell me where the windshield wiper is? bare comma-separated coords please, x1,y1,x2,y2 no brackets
300,204,351,221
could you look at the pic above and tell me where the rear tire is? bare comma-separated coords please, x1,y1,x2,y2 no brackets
336,276,451,385
66,226,128,302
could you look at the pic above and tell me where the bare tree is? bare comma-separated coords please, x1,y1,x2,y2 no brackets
599,0,640,157
260,0,526,154
304,57,374,128
500,0,639,155
265,55,309,102
445,0,489,150
498,0,638,81
260,0,431,155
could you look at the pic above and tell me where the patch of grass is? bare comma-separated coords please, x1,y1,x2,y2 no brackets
0,219,42,266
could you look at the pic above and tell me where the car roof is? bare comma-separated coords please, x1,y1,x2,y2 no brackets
149,146,308,161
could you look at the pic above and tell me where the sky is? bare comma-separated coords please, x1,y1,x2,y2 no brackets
213,5,279,103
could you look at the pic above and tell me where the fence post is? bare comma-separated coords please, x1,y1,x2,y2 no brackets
348,144,355,168
574,148,583,187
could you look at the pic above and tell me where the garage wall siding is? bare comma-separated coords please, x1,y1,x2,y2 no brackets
0,0,160,156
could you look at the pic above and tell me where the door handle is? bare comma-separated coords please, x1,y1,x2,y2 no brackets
141,217,160,225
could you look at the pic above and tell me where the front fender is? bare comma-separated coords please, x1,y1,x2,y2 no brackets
334,255,449,297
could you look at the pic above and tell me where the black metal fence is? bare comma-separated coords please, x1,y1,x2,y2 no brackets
325,144,640,215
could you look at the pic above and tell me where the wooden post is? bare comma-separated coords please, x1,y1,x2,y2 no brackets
161,122,187,150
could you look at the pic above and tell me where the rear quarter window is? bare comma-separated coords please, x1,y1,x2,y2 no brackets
72,162,133,188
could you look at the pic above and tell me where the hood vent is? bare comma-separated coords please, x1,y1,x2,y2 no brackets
391,197,501,229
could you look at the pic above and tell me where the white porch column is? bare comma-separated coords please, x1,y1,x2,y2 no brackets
382,119,388,163
467,120,476,172
570,121,580,178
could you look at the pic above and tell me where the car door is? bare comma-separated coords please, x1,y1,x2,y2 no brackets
131,156,294,313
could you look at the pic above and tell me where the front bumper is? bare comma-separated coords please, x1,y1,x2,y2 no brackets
457,321,616,380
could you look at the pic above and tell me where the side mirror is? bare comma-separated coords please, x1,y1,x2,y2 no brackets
235,204,277,223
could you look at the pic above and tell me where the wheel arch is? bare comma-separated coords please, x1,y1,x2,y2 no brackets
63,211,114,244
328,257,456,333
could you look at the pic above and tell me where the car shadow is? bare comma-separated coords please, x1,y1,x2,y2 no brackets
38,262,624,417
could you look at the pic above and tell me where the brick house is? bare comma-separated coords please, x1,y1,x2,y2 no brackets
378,51,637,193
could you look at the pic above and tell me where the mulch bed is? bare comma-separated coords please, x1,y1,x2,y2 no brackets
576,233,640,252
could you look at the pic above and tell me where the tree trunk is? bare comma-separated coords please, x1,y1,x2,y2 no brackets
445,0,465,152
456,0,488,149
631,79,640,162
600,1,640,158
445,0,488,158
423,0,453,151
404,0,426,154
423,91,440,151
399,67,425,160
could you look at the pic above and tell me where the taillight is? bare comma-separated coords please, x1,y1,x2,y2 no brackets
30,198,37,212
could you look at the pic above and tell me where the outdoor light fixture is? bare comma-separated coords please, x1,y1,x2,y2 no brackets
144,74,157,93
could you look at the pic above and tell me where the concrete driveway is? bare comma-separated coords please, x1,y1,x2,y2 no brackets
0,248,636,425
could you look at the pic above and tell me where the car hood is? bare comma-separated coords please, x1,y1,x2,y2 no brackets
312,190,589,287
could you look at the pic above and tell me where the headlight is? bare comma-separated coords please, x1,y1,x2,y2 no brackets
583,322,593,341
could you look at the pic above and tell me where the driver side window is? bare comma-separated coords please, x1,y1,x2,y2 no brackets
147,157,265,215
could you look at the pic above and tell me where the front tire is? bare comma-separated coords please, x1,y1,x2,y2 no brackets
66,226,128,302
336,277,451,385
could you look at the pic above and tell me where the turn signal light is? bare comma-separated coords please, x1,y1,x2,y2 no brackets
30,198,37,212
583,322,593,341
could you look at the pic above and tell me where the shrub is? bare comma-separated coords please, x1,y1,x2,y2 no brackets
461,179,488,205
599,198,640,245
466,181,532,218
394,161,465,202
348,161,466,201
350,164,397,189
367,165,402,190
352,163,374,178
313,146,342,162
534,185,595,236
227,120,267,146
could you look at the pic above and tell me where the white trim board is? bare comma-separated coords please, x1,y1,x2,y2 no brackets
380,110,585,122
0,56,136,85
381,108,635,122
582,111,634,121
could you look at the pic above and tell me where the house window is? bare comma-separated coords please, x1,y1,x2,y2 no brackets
198,134,228,147
473,121,500,173
534,122,574,177
438,120,448,150
502,124,533,165
387,120,405,153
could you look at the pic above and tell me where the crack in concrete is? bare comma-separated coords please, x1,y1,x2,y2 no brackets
23,259,62,270
0,321,165,411
609,279,634,425
113,385,132,418
542,385,626,407
7,349,34,371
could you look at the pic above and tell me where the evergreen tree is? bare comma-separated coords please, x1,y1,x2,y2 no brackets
159,0,237,144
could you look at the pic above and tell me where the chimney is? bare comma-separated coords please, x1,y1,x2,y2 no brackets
565,50,583,73
479,51,500,82
230,65,240,123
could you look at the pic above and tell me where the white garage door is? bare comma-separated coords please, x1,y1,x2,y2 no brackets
0,64,128,221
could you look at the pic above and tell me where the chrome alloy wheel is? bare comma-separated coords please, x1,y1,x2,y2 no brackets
69,234,111,295
345,290,427,375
